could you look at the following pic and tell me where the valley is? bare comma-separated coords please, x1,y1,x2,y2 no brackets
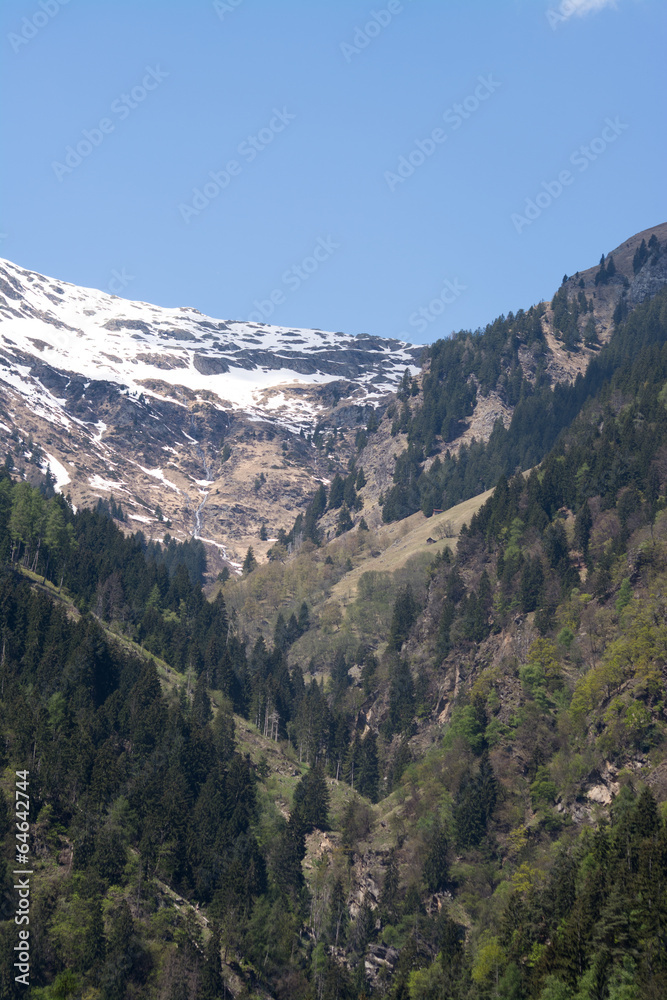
1,223,667,1000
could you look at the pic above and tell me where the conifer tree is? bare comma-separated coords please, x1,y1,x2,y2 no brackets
343,473,357,509
335,503,353,536
331,648,349,703
343,732,362,791
328,878,349,947
197,926,223,1000
380,849,400,923
520,556,544,613
297,601,310,633
81,896,106,976
439,913,465,994
388,585,419,650
357,731,380,803
292,762,330,834
192,672,212,726
633,238,648,273
327,474,345,510
583,315,599,347
385,659,415,737
423,825,450,893
454,782,483,850
100,900,136,1000
242,546,257,575
273,611,289,651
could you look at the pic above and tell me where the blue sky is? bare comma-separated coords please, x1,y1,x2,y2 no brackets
1,0,665,344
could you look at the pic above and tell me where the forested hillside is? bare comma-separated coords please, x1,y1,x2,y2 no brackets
380,231,667,524
2,259,667,999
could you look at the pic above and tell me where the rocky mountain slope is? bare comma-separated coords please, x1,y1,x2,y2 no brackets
1,223,665,574
3,226,667,1000
0,257,420,567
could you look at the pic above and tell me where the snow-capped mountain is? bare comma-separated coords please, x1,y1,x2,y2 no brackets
0,258,421,566
0,258,420,430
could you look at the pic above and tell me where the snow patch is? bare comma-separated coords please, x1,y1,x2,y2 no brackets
89,474,127,493
138,466,181,492
44,454,70,492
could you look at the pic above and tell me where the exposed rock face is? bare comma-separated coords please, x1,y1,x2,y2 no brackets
0,256,421,569
629,251,667,304
1,224,665,573
365,944,400,980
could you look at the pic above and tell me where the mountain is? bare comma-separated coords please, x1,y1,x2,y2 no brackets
377,222,667,522
0,256,421,567
2,224,666,576
2,225,667,1000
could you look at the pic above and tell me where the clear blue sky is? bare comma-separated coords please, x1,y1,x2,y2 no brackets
1,0,665,344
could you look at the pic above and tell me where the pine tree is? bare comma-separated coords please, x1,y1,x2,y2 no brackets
273,819,306,900
440,913,465,993
81,896,106,975
357,731,380,802
273,611,289,651
297,601,310,633
292,762,330,833
380,850,400,922
331,649,349,703
192,672,212,726
328,878,349,947
520,556,544,613
595,255,609,286
100,900,136,1000
633,239,648,274
343,474,357,509
453,761,494,850
388,585,419,650
584,316,599,347
343,732,362,790
385,658,415,737
327,474,345,510
197,926,223,1000
423,825,450,893
478,750,498,825
242,546,257,575
335,503,353,536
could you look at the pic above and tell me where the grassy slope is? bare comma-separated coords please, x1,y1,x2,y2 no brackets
331,489,493,604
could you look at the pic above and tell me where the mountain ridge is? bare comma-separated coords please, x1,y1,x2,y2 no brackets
2,227,667,999
0,256,422,566
1,222,666,572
